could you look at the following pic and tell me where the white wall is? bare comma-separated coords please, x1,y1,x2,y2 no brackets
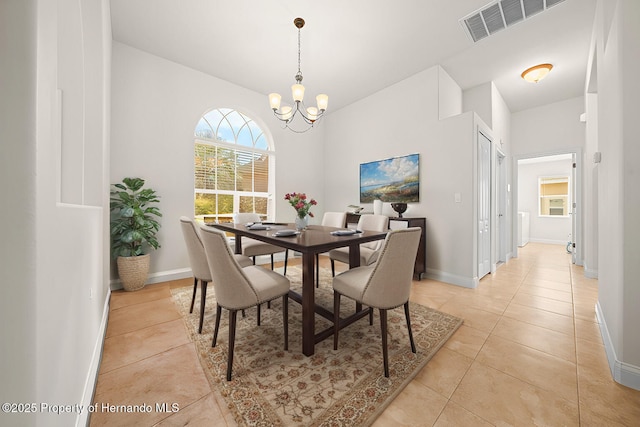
517,159,573,244
0,0,38,419
1,1,113,426
591,0,640,390
110,42,325,282
323,65,481,287
511,97,585,157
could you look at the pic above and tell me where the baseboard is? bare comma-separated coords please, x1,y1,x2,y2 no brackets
424,268,478,288
583,264,598,279
595,301,640,391
110,268,193,290
76,288,111,426
529,238,566,245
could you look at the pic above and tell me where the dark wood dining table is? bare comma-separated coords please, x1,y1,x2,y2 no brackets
207,222,388,356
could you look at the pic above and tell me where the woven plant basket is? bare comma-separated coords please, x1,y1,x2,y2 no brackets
117,254,150,291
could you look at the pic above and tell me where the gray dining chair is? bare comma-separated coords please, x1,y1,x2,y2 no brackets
332,227,421,377
328,214,388,276
315,211,347,286
233,212,289,273
199,224,291,381
179,217,253,333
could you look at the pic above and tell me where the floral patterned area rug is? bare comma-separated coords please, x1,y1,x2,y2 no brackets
171,267,463,426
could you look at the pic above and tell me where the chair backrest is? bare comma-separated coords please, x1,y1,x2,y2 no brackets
179,216,212,281
199,225,259,309
233,212,261,224
360,227,421,309
357,214,389,251
322,211,347,228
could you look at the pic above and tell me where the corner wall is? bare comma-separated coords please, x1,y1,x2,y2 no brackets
323,66,478,287
592,0,640,390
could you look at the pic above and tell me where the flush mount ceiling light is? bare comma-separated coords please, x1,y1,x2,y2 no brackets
521,63,553,83
268,18,328,133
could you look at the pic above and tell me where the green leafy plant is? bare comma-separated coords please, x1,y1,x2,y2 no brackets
110,177,162,258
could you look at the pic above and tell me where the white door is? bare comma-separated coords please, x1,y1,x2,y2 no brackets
497,149,507,264
478,131,491,278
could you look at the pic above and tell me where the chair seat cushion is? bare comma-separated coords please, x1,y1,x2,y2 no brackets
242,238,285,257
242,266,290,304
234,254,253,268
332,265,375,303
328,246,380,266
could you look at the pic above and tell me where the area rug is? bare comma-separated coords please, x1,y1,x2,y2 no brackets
171,266,463,426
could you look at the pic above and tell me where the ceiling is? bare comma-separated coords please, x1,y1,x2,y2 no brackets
109,0,597,114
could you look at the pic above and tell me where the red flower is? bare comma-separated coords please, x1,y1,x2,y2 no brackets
285,192,318,219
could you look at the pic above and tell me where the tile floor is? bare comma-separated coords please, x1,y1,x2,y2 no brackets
90,243,640,426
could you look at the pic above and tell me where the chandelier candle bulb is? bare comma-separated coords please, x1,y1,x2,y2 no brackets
291,84,305,102
281,105,293,121
316,94,328,111
269,93,282,110
306,107,318,121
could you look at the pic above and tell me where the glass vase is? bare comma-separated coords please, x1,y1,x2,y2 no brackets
295,215,309,231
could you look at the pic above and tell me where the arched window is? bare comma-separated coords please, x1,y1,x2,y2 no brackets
194,108,273,223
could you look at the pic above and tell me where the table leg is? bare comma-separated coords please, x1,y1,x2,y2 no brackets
301,252,316,356
348,244,363,312
234,235,242,255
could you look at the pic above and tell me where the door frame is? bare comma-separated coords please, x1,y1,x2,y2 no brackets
512,148,583,265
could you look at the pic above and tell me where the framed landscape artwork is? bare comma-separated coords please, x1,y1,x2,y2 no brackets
360,153,420,203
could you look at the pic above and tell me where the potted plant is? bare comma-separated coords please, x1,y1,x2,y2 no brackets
110,177,162,291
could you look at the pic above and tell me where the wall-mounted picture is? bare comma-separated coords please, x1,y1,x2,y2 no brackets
360,153,420,203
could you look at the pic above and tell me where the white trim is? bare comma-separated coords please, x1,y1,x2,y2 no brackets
425,268,478,288
110,268,192,290
583,266,598,279
528,238,566,245
596,301,640,391
76,287,111,427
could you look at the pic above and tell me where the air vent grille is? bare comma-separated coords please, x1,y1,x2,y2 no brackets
460,0,566,43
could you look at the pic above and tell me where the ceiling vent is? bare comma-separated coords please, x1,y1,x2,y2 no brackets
460,0,567,43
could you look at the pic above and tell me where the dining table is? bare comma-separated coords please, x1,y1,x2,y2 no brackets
207,221,388,356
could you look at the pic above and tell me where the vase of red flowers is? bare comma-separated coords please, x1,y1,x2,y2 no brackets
285,192,317,230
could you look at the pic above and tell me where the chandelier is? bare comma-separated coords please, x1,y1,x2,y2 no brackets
268,18,328,133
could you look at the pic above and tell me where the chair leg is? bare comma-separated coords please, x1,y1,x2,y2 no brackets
284,250,289,275
369,306,373,325
257,304,261,326
226,310,238,381
282,294,289,351
404,302,416,353
270,254,274,270
198,280,208,334
189,278,198,313
380,308,389,377
331,259,336,277
315,254,319,287
212,304,222,347
333,292,341,350
252,256,256,265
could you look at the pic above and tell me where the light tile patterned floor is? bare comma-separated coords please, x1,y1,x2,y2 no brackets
91,243,640,426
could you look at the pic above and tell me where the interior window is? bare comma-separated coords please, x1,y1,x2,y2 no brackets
194,108,273,223
538,176,569,217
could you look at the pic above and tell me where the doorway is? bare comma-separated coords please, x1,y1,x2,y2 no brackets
513,151,581,264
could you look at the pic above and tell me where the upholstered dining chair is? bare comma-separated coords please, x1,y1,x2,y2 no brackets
179,217,253,334
332,227,421,377
233,212,289,273
315,211,347,286
199,224,291,381
328,214,388,276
